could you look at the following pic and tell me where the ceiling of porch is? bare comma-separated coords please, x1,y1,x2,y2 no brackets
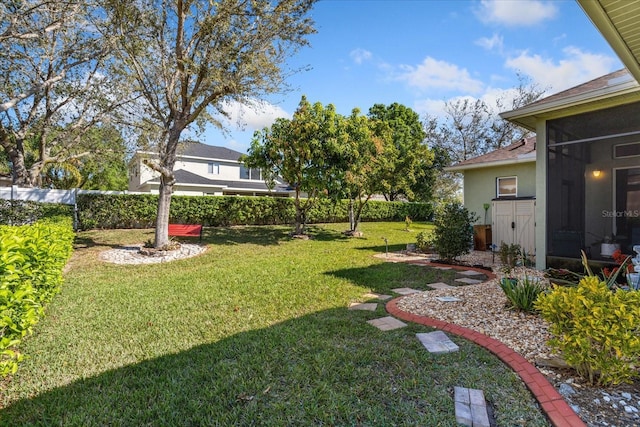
578,0,640,83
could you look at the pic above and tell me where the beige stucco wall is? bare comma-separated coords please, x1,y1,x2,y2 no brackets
463,162,536,225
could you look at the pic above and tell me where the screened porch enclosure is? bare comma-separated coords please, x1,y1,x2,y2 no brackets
546,101,640,267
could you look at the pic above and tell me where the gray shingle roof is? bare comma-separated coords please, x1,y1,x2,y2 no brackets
164,169,292,193
179,142,245,161
447,136,536,171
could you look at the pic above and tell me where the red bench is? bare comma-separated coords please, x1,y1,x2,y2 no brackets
168,224,203,241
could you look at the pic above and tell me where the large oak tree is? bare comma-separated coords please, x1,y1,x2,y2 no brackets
107,0,316,247
0,0,125,187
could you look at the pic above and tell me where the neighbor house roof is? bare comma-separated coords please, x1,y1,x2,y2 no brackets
578,0,640,83
446,136,536,172
500,69,640,130
148,169,293,193
134,142,245,163
179,142,244,161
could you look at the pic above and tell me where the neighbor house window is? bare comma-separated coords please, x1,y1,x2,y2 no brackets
208,162,220,175
497,176,517,198
240,165,261,180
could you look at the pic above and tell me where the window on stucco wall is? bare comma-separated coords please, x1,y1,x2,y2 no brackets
496,176,517,198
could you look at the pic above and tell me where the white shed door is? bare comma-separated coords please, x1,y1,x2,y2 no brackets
492,199,535,255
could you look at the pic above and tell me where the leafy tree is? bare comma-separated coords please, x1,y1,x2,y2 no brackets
106,0,316,247
367,103,431,201
0,0,129,187
76,125,129,190
340,109,390,233
244,96,345,236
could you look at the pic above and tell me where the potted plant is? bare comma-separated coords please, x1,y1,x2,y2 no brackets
600,235,620,258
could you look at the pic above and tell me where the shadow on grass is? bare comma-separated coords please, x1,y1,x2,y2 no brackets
355,243,407,255
0,308,547,427
204,225,348,246
326,262,459,294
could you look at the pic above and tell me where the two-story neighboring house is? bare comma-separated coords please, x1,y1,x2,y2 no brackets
128,142,293,197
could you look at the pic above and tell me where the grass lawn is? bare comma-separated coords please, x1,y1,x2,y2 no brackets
0,222,549,426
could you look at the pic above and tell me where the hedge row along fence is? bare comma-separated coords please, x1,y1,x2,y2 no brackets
0,200,73,226
0,216,74,376
76,194,433,230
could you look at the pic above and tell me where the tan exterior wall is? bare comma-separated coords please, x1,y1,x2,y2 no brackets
463,162,536,226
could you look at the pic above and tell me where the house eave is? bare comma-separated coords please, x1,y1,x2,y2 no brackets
500,80,640,130
445,156,536,172
577,0,640,84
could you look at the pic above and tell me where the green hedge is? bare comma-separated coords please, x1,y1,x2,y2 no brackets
0,200,73,226
0,216,74,376
76,194,433,229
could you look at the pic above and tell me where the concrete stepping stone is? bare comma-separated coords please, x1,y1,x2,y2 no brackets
348,302,378,311
454,277,483,285
427,282,456,290
367,316,407,331
457,269,486,277
362,292,392,301
416,331,459,354
435,296,462,302
433,266,452,270
454,386,490,427
391,287,420,295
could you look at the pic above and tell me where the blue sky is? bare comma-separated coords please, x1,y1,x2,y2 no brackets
203,0,622,153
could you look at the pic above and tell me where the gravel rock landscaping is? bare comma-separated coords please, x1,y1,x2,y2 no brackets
394,253,640,427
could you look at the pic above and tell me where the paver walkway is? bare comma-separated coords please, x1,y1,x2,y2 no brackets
366,316,407,331
455,387,491,427
385,298,585,425
366,257,585,427
416,331,459,354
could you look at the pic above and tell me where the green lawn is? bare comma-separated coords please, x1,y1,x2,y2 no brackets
0,222,549,426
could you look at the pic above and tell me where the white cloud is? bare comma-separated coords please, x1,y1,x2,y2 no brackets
475,33,504,52
505,46,618,93
413,86,532,121
413,98,447,119
395,57,485,94
477,0,557,27
221,99,291,131
350,48,372,65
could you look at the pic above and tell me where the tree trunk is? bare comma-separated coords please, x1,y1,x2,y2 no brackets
154,126,182,248
155,174,173,247
294,188,305,235
2,141,34,187
348,199,355,232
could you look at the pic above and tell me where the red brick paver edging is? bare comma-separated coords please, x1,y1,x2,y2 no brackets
386,298,586,427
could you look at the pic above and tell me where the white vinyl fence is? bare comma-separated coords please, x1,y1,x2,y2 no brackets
0,186,135,205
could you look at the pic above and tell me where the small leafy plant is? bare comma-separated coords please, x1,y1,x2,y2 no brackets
499,276,545,312
498,242,521,271
415,231,433,253
404,216,412,231
535,275,640,386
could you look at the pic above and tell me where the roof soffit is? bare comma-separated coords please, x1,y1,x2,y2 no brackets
578,0,640,83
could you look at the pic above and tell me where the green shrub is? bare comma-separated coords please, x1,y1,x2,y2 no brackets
535,276,640,386
431,202,478,262
499,276,545,312
415,231,433,252
0,200,73,226
0,217,74,376
76,193,433,229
